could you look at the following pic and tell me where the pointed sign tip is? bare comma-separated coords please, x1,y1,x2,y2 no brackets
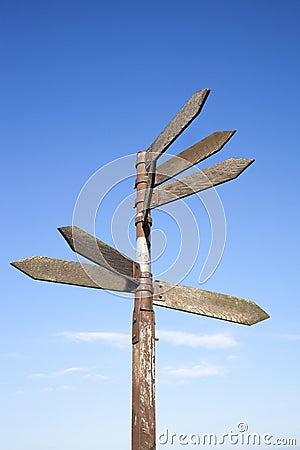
194,88,211,101
197,87,211,93
57,225,72,234
10,257,40,280
241,157,255,171
227,157,255,178
218,129,236,141
11,256,35,268
58,225,84,237
214,129,236,137
58,226,76,250
250,310,270,325
10,260,19,269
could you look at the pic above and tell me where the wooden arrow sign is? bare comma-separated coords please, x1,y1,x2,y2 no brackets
142,130,236,215
147,158,254,210
146,88,210,168
154,130,236,187
11,257,138,292
10,256,269,325
58,226,140,278
143,89,210,216
153,280,269,325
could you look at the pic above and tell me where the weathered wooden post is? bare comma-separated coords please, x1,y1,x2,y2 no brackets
132,151,156,449
11,89,270,450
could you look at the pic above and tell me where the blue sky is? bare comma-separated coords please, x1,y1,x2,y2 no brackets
1,1,300,449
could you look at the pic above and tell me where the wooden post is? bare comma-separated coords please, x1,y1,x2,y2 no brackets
132,151,156,450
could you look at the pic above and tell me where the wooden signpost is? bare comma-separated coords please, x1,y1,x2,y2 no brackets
11,89,269,450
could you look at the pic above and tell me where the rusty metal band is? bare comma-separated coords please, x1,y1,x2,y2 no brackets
133,150,154,343
135,172,148,188
135,151,152,233
135,150,147,166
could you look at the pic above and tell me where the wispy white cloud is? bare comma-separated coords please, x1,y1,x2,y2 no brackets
227,354,240,361
56,367,91,376
28,372,47,379
58,330,237,350
28,367,108,383
58,331,130,348
157,330,237,349
14,389,26,396
84,373,108,381
40,386,55,393
59,384,74,391
29,368,91,378
39,385,74,393
160,362,223,380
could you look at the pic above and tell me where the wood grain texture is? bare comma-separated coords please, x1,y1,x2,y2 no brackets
146,89,210,168
153,280,269,325
58,226,137,278
149,158,254,209
11,257,138,292
132,310,156,449
154,130,236,186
